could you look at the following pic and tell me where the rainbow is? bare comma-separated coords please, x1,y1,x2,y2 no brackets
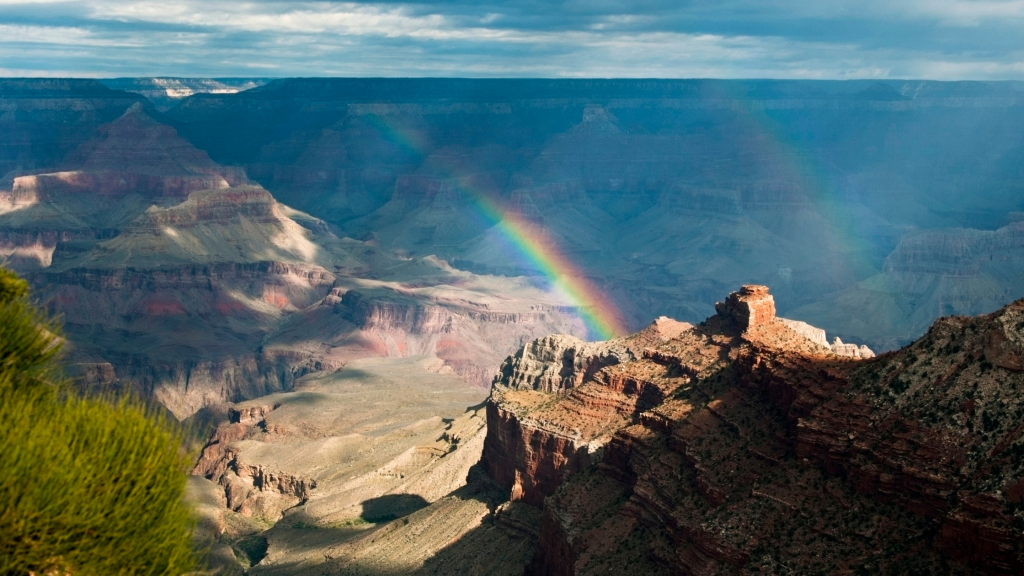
465,193,628,340
703,83,877,281
360,114,628,340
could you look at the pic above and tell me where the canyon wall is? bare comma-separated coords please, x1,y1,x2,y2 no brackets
480,286,1024,575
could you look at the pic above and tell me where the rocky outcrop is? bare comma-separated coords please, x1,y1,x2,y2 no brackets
714,284,776,329
779,317,875,358
985,305,1024,371
491,317,694,397
482,318,719,506
482,286,1024,575
194,403,317,520
830,336,875,358
778,317,828,347
492,334,639,394
230,403,277,425
483,400,602,507
202,445,318,519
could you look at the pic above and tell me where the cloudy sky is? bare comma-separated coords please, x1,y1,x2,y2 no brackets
1,0,1023,78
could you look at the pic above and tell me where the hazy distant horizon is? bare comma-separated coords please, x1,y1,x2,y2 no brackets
21,76,1024,83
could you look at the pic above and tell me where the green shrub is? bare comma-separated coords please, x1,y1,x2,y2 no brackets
0,268,197,575
0,269,59,393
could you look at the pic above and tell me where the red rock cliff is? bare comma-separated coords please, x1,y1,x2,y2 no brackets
482,286,1024,575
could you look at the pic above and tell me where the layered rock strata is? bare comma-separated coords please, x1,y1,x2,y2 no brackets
481,285,1024,575
0,79,148,177
2,100,590,418
715,284,776,329
483,316,693,506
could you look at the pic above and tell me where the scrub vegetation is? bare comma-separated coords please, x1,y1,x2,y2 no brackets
0,268,197,575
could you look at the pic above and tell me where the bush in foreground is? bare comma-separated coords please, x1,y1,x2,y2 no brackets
0,268,197,575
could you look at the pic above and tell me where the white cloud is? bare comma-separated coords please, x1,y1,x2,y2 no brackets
0,0,1022,78
0,23,142,46
899,0,1024,24
90,1,453,36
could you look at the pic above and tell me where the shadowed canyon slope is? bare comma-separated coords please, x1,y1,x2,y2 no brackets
158,78,1024,351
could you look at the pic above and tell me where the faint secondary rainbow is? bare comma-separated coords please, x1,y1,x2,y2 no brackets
704,82,878,283
360,113,628,340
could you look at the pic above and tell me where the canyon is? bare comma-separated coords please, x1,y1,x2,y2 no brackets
3,78,1024,573
0,83,587,419
5,78,1024,419
200,284,1024,574
161,78,1024,351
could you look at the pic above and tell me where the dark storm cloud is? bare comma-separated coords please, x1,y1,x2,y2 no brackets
1,0,1023,78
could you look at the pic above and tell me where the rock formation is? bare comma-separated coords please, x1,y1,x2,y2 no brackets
778,317,828,346
11,103,246,200
493,334,635,394
477,285,1024,575
714,284,777,329
778,317,875,358
830,336,876,358
0,79,148,178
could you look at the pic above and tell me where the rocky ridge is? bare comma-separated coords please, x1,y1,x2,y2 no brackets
478,285,1023,575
